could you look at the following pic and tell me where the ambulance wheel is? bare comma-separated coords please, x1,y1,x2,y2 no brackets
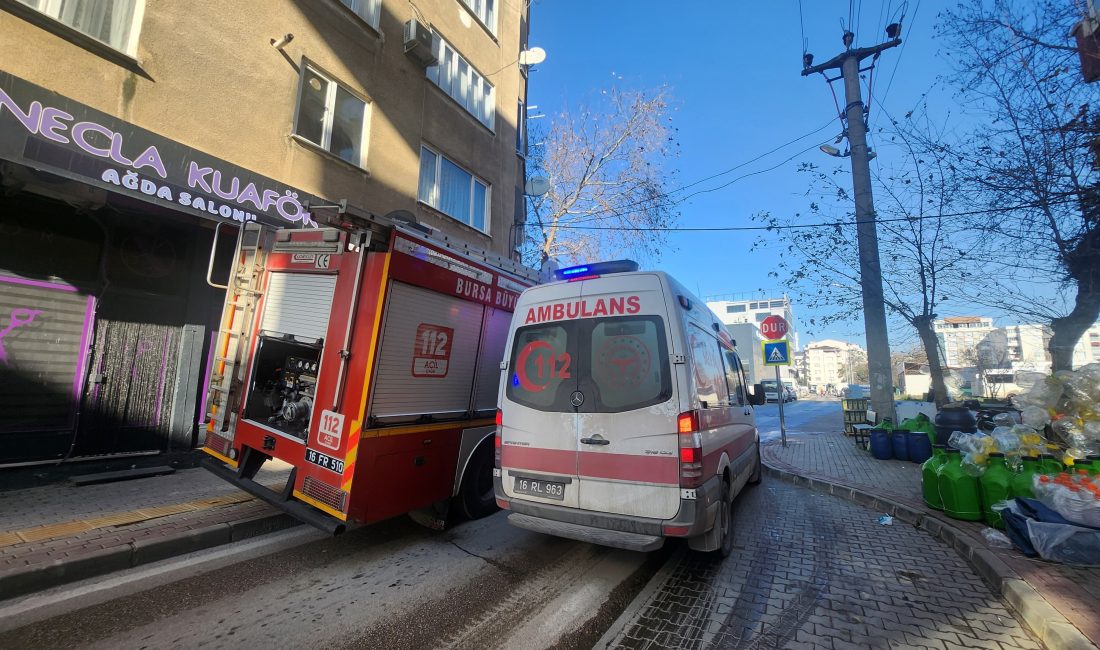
713,478,734,558
748,443,762,485
460,445,497,520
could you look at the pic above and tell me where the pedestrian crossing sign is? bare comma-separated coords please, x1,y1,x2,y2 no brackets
763,340,790,366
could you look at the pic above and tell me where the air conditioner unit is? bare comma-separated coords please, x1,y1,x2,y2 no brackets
403,19,439,67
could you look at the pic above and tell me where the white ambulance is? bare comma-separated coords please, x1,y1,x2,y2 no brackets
493,261,764,556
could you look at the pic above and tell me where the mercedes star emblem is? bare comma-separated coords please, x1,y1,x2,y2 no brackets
570,390,585,407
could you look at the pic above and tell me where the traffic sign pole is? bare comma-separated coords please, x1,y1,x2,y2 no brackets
776,366,787,448
760,316,791,446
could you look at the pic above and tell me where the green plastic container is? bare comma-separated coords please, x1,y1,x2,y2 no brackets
1039,453,1064,474
1011,456,1042,500
938,448,982,521
922,445,948,510
979,453,1013,529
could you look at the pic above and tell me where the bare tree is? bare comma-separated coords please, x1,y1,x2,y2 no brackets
933,0,1100,371
523,86,680,265
754,111,981,406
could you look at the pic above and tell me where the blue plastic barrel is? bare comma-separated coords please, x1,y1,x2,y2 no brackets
907,430,933,463
892,429,910,461
870,429,893,460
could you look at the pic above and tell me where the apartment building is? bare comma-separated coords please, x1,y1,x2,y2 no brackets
934,316,996,368
803,339,866,392
0,0,533,464
707,293,799,381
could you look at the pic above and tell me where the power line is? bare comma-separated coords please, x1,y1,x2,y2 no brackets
878,0,918,111
536,117,839,227
545,196,1081,232
664,117,838,197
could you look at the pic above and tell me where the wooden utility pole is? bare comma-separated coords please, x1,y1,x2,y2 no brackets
802,33,901,424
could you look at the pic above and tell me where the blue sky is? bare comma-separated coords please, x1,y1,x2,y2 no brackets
527,1,950,349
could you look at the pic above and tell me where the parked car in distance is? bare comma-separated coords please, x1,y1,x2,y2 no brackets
761,379,779,402
782,381,798,402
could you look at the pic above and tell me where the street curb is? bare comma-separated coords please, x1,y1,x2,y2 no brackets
761,462,1099,650
0,513,300,601
594,544,688,649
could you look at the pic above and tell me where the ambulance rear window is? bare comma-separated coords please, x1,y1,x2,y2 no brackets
506,325,572,410
506,316,671,413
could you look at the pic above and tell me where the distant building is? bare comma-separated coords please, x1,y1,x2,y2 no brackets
897,366,932,399
1000,322,1100,371
706,293,798,382
804,339,865,391
934,317,996,368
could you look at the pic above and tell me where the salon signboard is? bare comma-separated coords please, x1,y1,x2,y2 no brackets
0,70,321,228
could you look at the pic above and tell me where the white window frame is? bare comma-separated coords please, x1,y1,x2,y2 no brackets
418,144,491,233
459,0,497,35
427,34,495,130
516,98,526,155
336,0,380,30
293,63,371,169
17,0,145,55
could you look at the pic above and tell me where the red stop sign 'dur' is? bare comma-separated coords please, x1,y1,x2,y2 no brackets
760,315,788,340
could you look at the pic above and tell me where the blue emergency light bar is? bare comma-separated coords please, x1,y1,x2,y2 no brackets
553,259,640,281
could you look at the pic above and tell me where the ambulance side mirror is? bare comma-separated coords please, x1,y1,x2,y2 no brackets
749,384,766,406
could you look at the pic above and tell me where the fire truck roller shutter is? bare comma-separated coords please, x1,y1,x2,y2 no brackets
471,307,513,413
259,273,338,341
370,282,484,419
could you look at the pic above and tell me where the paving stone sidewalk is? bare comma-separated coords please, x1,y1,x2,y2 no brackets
761,409,1100,648
606,481,1041,650
0,460,292,588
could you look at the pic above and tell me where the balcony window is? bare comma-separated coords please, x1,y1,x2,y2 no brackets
294,65,370,168
427,35,495,129
418,145,490,232
459,0,496,33
337,0,380,29
16,0,143,54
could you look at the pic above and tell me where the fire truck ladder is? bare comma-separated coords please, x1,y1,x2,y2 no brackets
205,222,273,437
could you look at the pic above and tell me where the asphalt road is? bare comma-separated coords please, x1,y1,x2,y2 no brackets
0,398,1036,649
754,397,841,444
0,508,663,650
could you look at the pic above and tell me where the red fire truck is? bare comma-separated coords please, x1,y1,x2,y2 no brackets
201,214,537,534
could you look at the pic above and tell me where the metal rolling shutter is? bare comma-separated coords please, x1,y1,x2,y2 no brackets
0,278,91,438
370,282,484,418
260,273,337,341
471,307,513,412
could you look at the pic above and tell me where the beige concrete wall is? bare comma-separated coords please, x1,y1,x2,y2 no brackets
2,0,526,254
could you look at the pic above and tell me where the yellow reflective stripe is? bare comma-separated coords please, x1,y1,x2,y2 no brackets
201,446,238,468
362,418,494,438
293,489,348,521
341,422,361,492
356,252,392,423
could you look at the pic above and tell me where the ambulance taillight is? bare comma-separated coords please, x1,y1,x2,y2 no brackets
494,408,503,469
677,411,704,488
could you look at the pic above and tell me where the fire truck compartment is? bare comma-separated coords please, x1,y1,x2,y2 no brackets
243,335,321,440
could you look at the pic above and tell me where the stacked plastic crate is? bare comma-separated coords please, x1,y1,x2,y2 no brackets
842,398,869,435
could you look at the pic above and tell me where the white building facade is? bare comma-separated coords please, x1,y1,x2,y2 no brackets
934,317,997,368
804,339,866,392
706,294,798,382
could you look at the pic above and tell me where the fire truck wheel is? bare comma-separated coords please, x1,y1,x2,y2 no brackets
460,445,498,520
